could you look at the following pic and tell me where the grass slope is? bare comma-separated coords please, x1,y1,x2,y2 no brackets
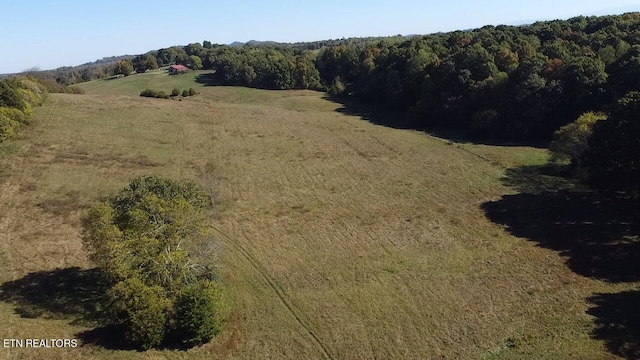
0,71,635,359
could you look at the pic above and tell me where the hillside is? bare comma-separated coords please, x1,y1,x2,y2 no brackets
0,71,637,359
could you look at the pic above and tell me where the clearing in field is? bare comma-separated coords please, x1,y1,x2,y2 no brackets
0,70,638,359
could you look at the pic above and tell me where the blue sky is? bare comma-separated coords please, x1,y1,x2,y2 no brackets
2,0,640,73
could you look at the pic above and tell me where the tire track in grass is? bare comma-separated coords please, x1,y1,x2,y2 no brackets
209,225,335,360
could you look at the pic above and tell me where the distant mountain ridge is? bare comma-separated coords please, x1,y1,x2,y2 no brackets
228,35,420,48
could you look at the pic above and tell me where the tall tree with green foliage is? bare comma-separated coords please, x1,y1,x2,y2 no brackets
133,54,159,73
82,176,226,349
549,112,606,165
114,59,134,76
188,55,203,70
585,92,640,193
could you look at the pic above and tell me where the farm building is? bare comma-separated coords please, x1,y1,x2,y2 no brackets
168,65,189,75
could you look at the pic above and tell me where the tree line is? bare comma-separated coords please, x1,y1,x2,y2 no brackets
33,13,639,139
17,12,640,193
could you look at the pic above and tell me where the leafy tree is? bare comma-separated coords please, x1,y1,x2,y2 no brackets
157,47,180,66
174,281,226,347
173,48,189,65
606,45,640,98
586,92,640,193
0,80,27,111
549,112,606,165
185,43,204,57
82,176,225,349
114,59,134,76
188,55,203,70
493,46,519,73
108,277,170,349
133,54,158,73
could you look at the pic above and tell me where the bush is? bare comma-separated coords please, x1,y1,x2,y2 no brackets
182,89,189,97
18,88,42,107
0,113,18,142
108,277,170,350
188,88,197,96
66,86,85,94
171,88,181,97
140,89,170,99
175,281,227,347
0,80,27,111
140,89,159,98
0,77,47,143
0,107,27,124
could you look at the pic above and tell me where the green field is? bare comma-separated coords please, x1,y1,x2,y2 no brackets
0,70,636,359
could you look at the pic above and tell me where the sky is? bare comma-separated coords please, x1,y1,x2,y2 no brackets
2,0,640,74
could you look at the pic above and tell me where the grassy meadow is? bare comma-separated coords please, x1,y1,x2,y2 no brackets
0,70,637,359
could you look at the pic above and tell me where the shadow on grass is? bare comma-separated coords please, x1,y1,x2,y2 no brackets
482,189,640,282
195,72,221,86
323,94,414,130
482,164,640,358
324,94,548,148
0,267,135,350
0,267,197,351
588,291,640,359
77,324,137,351
195,72,251,88
0,267,107,324
500,164,585,194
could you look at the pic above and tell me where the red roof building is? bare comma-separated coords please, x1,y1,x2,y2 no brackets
168,65,189,74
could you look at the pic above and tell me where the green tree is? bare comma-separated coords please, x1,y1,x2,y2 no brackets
0,80,27,111
607,45,640,98
175,281,226,347
81,176,226,349
586,92,640,193
188,55,203,70
171,88,181,97
114,59,134,76
134,54,159,73
108,277,170,349
185,43,204,57
549,112,606,165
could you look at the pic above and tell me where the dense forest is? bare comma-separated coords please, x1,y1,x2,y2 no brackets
7,12,640,193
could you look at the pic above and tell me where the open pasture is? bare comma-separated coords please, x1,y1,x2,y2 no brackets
0,71,635,359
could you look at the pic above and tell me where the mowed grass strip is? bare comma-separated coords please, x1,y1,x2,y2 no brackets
0,73,632,359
